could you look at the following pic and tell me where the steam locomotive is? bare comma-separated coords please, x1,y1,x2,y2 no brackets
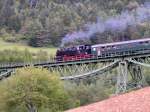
56,38,150,62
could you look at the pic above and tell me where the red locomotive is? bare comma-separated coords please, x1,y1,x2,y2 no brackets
56,45,92,61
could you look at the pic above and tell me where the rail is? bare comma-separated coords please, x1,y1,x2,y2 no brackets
1,51,150,70
0,61,119,81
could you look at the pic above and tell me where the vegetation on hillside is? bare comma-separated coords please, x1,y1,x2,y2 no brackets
0,0,149,47
0,67,72,112
0,40,57,63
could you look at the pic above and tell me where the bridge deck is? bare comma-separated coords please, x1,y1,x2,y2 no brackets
0,53,150,70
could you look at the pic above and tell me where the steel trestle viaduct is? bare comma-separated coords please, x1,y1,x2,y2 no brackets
1,53,150,94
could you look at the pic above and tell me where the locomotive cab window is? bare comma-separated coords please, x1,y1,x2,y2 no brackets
79,46,84,50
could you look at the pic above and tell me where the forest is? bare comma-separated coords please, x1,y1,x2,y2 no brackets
0,0,150,47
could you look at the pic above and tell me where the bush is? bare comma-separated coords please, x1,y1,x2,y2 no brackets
146,75,150,85
65,81,110,106
0,49,50,63
0,67,71,112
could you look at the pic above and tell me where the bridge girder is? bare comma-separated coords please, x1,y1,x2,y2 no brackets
1,56,150,94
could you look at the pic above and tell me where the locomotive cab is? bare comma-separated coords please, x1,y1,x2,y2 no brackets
78,45,91,54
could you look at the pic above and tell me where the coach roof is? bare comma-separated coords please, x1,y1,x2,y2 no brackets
92,38,150,48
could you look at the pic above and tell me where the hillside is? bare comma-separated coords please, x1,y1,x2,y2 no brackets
0,40,56,55
0,0,150,47
66,87,150,112
0,40,57,63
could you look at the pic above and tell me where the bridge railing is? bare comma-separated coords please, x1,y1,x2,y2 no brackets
0,55,98,68
0,60,55,68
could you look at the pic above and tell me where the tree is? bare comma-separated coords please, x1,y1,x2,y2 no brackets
0,0,150,47
0,67,70,112
65,80,110,106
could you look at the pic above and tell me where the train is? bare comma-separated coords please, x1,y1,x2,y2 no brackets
56,38,150,62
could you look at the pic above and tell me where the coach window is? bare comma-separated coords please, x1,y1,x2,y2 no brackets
139,42,144,44
112,45,116,48
145,41,149,44
101,46,105,50
107,46,111,49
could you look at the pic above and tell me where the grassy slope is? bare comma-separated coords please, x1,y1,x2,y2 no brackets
0,41,57,56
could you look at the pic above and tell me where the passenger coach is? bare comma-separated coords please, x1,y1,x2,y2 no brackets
92,38,150,58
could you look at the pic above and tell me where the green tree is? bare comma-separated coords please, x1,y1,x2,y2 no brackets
0,67,70,112
65,80,110,106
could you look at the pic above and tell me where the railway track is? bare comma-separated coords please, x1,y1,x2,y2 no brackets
0,52,150,70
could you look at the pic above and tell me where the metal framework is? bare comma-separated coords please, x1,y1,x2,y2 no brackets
1,55,150,94
60,60,119,80
116,61,128,94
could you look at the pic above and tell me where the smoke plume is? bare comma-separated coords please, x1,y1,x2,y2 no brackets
61,2,150,46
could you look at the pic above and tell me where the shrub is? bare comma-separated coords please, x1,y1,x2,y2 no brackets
0,67,71,112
